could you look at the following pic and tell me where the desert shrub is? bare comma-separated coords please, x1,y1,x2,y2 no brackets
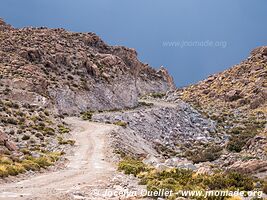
6,117,18,125
48,152,62,162
5,164,25,176
230,127,243,135
81,111,93,120
118,158,146,176
0,163,25,177
20,148,31,155
189,145,223,163
151,92,165,98
263,183,267,194
44,110,50,116
58,125,70,134
43,127,55,136
227,136,246,152
201,172,253,191
58,138,75,146
0,156,13,165
0,165,8,177
226,172,254,190
118,158,258,200
3,88,11,95
227,121,261,153
138,101,154,107
27,157,52,168
4,101,19,109
114,121,127,128
155,144,177,157
22,134,30,140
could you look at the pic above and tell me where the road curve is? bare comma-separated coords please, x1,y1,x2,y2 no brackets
0,117,117,200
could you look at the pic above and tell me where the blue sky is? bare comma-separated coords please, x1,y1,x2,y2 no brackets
1,0,267,86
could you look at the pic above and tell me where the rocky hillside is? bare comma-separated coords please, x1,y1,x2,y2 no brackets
0,18,174,179
92,100,221,159
0,18,174,115
165,47,267,176
179,46,267,115
176,47,266,142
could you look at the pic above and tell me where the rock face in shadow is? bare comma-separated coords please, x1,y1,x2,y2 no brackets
0,19,175,114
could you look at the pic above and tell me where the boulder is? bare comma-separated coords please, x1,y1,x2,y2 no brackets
225,90,242,101
229,160,267,174
5,141,18,151
0,130,17,151
19,48,42,62
250,97,265,109
0,130,8,143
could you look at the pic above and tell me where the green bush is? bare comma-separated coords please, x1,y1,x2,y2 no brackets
138,101,154,107
22,135,30,140
227,136,246,152
0,165,8,177
114,121,127,128
81,111,93,120
43,127,55,136
58,137,75,146
118,158,147,176
5,165,25,176
189,146,223,163
151,92,166,98
58,125,70,134
21,160,40,171
118,158,259,200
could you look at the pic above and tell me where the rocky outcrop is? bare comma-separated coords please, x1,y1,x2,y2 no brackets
0,19,175,114
229,160,267,174
0,130,17,151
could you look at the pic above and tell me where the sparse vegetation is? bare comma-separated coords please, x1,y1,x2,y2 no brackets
113,121,128,128
58,125,70,134
187,145,223,163
138,101,154,107
58,137,75,146
118,158,264,199
0,99,70,179
81,111,93,120
151,92,166,99
118,158,147,176
0,152,61,178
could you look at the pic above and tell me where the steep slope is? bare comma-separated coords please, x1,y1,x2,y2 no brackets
92,99,221,160
0,19,174,115
180,46,267,115
0,18,174,178
166,47,267,175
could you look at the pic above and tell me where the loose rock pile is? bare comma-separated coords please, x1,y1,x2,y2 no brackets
93,100,224,162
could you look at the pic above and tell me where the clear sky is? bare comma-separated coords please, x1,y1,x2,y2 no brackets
1,0,267,86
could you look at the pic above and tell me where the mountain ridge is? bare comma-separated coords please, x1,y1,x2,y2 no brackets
0,18,175,115
0,19,267,199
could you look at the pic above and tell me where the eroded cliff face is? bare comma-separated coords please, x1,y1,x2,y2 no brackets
0,19,175,114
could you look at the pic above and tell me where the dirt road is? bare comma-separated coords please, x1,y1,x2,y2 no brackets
0,117,117,200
